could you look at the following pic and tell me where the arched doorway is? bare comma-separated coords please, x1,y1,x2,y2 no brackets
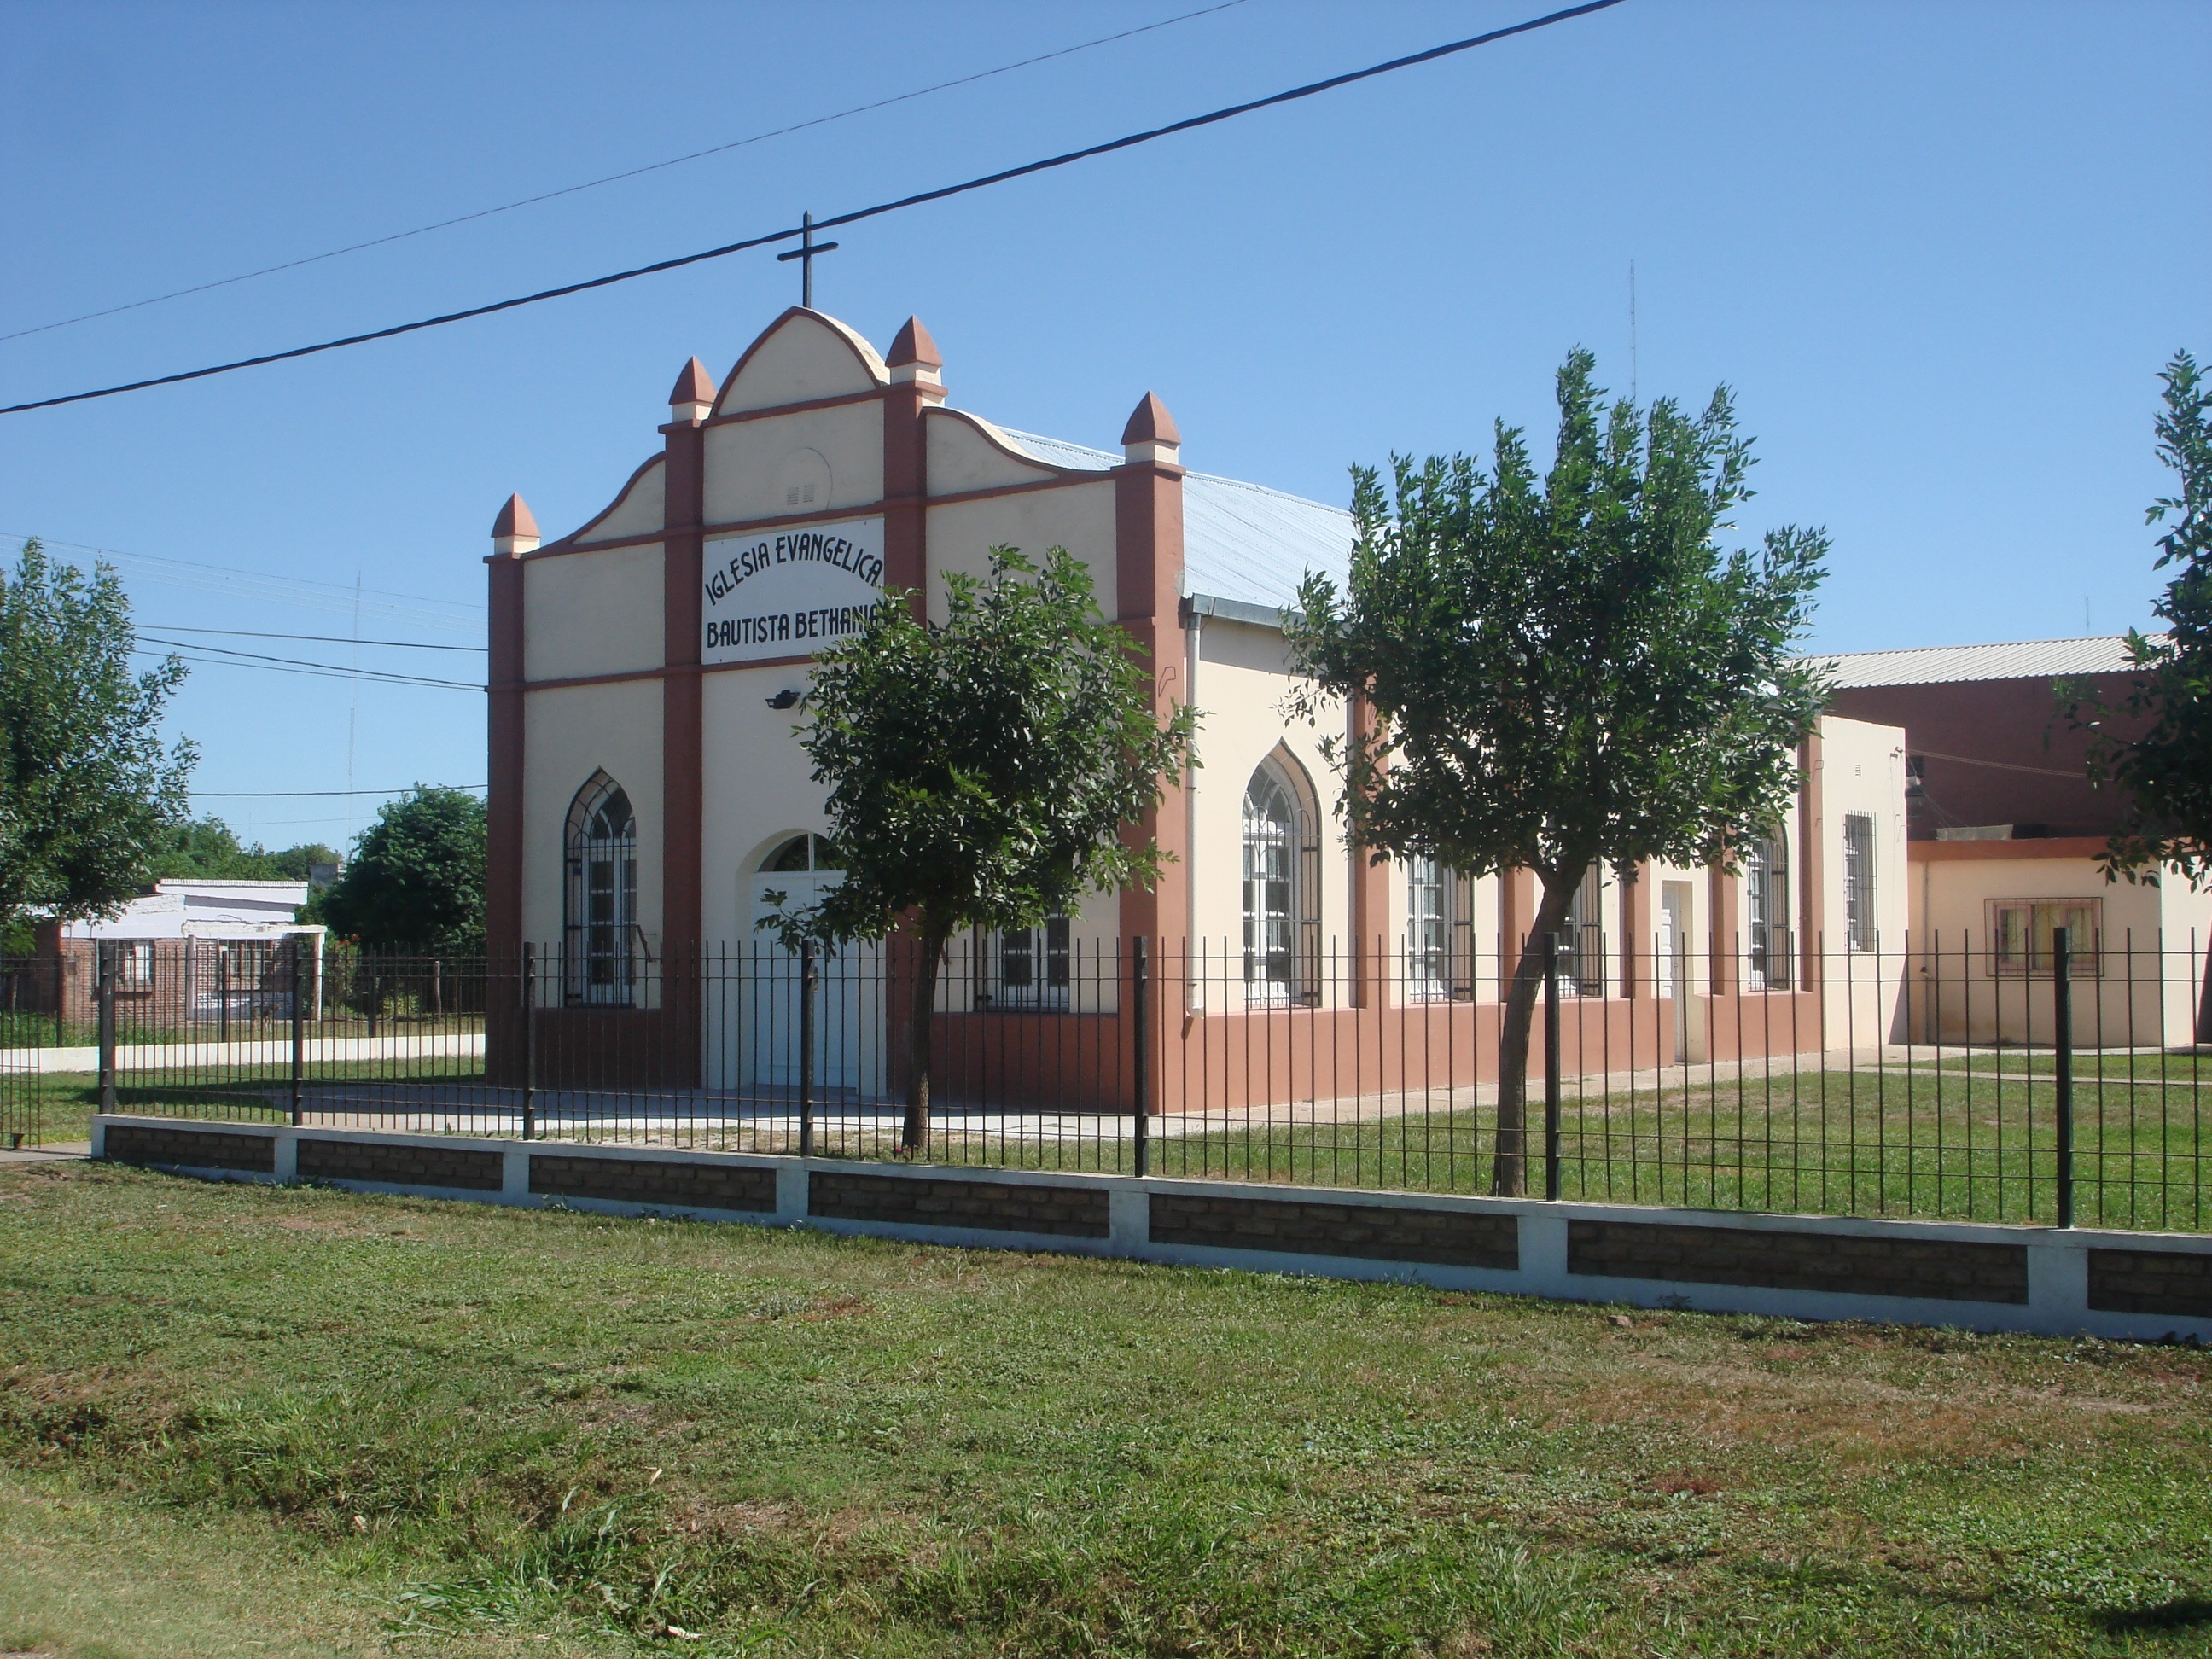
737,835,882,1098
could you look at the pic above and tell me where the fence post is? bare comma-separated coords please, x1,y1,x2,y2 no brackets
798,940,817,1158
2053,924,2074,1229
521,944,538,1142
288,945,305,1126
96,943,116,1116
54,951,65,1047
1543,930,1562,1202
1132,936,1150,1179
366,958,379,1042
217,949,230,1045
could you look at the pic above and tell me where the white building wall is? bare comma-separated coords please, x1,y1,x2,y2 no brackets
521,679,664,975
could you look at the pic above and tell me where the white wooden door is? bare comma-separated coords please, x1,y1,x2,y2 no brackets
743,875,882,1096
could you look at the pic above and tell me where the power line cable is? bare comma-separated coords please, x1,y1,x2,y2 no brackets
0,0,1630,417
12,531,482,630
0,0,1254,345
132,643,478,690
144,624,485,652
191,785,485,796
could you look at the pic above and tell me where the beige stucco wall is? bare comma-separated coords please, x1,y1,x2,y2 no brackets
579,456,665,542
925,409,1068,496
923,480,1118,622
703,401,885,526
521,679,665,967
1812,713,1912,1045
716,312,886,416
1911,850,2209,1045
523,544,666,682
1185,616,1352,1007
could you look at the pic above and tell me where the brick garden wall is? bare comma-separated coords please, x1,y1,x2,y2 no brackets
1568,1219,2029,1304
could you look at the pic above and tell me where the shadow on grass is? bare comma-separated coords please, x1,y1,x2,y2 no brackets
2097,1598,2212,1633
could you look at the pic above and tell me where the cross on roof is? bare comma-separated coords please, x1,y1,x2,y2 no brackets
775,212,840,309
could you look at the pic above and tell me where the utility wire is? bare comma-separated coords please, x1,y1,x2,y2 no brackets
1,0,1629,416
191,785,485,797
13,531,481,630
133,643,478,690
146,624,486,652
0,0,1254,346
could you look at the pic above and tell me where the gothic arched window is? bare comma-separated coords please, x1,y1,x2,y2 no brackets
1242,752,1319,1004
565,772,637,1004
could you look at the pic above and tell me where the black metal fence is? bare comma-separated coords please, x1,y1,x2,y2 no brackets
9,929,2209,1231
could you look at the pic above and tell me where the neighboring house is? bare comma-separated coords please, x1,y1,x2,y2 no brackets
481,303,1912,1100
1820,637,2210,1045
29,879,325,1027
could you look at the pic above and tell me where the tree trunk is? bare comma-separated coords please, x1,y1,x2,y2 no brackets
900,916,952,1155
1491,873,1580,1196
2197,928,2212,1045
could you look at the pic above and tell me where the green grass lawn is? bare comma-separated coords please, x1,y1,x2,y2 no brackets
4,1161,2212,1656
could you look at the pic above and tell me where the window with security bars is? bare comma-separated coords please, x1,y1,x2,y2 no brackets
1743,834,1791,988
565,772,638,1004
1557,865,1606,997
1243,759,1320,1005
1404,855,1469,1002
1990,899,2101,977
981,917,1071,1010
1842,812,1877,952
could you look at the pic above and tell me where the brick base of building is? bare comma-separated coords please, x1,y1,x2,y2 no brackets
87,1115,2212,1342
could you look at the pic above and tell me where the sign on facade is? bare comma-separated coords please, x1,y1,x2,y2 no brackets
701,516,885,665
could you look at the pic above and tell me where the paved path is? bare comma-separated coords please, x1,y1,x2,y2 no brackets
0,1141,89,1164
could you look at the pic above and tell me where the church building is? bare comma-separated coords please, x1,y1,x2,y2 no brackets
486,306,1910,1104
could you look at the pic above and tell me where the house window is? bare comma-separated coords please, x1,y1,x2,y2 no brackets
1990,899,2101,977
1842,812,1877,952
1557,866,1606,997
1243,754,1319,1004
983,917,1071,1010
1743,835,1792,989
565,772,638,1004
1406,855,1452,1001
114,941,154,987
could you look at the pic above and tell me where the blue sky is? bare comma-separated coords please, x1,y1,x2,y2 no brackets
2,0,2206,853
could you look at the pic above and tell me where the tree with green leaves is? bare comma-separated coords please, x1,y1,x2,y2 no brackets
1288,350,1828,1196
772,545,1196,1152
147,816,341,882
317,787,486,951
2067,351,2212,886
0,538,195,931
2063,351,2212,1038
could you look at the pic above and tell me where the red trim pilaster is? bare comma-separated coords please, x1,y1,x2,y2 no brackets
1500,867,1538,981
882,385,936,616
1621,861,1655,996
486,552,526,954
1708,856,1741,995
661,412,707,1086
1110,451,1186,1117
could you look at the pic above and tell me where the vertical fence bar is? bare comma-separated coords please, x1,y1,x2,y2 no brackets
1132,935,1150,1179
799,940,817,1158
54,951,66,1047
1543,930,1562,1202
2054,924,2074,1229
521,944,538,1142
96,942,116,1115
288,945,305,1126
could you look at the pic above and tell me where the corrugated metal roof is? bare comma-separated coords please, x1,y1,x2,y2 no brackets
1808,635,2154,688
1002,429,1353,619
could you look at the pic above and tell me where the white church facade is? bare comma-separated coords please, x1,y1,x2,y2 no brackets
485,306,1909,1105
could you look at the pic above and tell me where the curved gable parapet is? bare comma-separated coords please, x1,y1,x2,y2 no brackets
547,452,666,550
715,307,889,416
925,406,1105,497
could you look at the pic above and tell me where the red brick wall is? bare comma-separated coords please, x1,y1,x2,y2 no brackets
808,1171,1109,1237
1150,1192,1516,1268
